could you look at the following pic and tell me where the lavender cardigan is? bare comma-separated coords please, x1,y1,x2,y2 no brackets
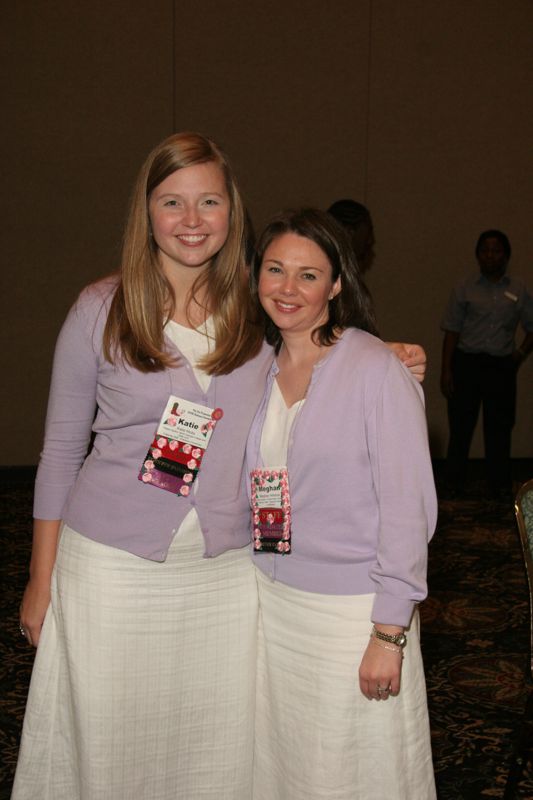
34,279,273,561
245,328,437,626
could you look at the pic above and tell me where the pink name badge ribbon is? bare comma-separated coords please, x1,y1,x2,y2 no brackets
251,468,291,554
139,396,223,497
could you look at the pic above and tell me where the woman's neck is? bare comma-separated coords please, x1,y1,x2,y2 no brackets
162,260,211,328
278,331,323,369
275,332,329,406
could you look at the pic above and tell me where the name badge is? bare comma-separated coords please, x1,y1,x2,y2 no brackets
139,396,223,496
251,468,291,554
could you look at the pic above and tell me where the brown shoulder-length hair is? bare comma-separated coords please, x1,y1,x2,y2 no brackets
103,131,263,374
250,208,379,352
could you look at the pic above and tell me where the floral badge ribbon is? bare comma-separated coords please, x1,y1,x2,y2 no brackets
139,395,223,496
251,468,291,554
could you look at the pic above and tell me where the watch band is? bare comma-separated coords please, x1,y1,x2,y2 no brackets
371,625,407,648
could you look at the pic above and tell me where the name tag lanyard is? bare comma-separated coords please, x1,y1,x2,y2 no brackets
251,376,309,556
138,353,223,497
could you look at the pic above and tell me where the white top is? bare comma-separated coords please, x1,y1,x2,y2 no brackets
260,379,304,466
165,317,215,392
164,318,214,534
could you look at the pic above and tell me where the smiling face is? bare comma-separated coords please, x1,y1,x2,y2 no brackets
258,232,341,337
148,161,230,279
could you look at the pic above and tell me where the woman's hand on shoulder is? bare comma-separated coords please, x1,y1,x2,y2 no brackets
358,638,403,700
19,577,51,648
385,342,426,383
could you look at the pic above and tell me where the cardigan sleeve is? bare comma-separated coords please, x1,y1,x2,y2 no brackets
33,286,108,520
366,355,437,626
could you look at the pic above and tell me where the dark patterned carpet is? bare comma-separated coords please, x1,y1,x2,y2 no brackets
422,481,533,798
1,464,533,799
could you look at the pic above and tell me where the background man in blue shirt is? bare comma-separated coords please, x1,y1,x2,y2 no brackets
440,229,533,497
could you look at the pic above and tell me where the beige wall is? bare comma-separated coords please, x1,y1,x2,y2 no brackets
2,1,175,465
364,1,533,455
2,0,532,464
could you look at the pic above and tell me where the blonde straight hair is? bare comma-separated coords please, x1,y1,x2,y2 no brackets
103,132,263,374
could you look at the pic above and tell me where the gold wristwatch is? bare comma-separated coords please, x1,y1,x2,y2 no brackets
372,625,407,648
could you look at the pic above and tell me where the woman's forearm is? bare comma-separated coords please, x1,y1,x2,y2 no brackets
19,518,61,647
29,519,61,579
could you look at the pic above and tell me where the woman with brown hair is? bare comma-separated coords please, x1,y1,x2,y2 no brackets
246,208,437,799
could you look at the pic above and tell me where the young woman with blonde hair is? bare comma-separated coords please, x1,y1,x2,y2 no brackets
14,132,270,800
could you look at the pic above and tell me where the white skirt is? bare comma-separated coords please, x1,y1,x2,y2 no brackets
12,522,258,800
253,568,436,800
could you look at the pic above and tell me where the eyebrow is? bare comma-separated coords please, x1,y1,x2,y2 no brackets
263,258,325,272
157,191,225,199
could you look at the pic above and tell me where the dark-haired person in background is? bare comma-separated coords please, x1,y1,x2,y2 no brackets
440,229,533,498
328,198,374,273
328,198,427,382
